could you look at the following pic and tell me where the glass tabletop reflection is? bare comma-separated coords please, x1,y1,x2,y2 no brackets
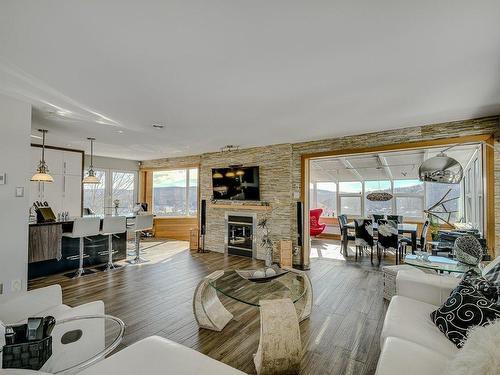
208,270,307,307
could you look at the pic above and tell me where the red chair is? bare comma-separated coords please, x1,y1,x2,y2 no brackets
310,208,326,237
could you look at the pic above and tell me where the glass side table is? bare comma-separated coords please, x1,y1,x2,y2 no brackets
1,315,125,375
404,254,478,274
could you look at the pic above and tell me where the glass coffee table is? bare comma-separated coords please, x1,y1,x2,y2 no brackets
193,267,312,375
404,254,477,274
1,315,124,374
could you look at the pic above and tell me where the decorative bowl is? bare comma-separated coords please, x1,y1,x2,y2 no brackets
236,265,289,283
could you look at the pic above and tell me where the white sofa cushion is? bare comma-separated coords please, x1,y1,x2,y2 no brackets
78,336,246,375
380,295,458,358
376,337,448,375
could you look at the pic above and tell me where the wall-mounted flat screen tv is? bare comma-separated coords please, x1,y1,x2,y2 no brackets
212,166,260,201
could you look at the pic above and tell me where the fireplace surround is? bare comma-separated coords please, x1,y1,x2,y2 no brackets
225,212,257,258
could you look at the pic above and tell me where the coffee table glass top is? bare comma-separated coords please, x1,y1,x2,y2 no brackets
0,315,125,374
404,254,475,274
208,270,307,307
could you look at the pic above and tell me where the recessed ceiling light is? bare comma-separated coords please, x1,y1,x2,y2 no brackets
117,130,124,134
152,123,164,129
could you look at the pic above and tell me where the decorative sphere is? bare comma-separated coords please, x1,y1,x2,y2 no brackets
454,235,483,266
253,270,265,278
265,268,276,277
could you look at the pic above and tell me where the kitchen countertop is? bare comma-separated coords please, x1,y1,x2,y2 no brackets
29,213,140,226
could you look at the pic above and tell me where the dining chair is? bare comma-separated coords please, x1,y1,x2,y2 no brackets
338,214,354,251
400,219,430,255
387,215,403,223
354,219,374,263
372,214,385,222
376,219,400,264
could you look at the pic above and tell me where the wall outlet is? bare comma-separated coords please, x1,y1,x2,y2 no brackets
11,279,22,292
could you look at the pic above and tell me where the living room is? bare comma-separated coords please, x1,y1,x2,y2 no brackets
1,2,500,375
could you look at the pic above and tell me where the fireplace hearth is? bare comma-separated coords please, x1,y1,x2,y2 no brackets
225,213,256,258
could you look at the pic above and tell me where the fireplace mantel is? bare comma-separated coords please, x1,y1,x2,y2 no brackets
209,203,271,211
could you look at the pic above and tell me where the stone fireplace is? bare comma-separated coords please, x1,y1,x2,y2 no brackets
225,212,257,258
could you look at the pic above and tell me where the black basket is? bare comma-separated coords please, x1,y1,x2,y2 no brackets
2,335,52,370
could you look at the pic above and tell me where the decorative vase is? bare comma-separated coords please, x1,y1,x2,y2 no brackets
454,235,483,266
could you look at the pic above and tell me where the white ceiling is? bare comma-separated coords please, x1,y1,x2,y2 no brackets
310,143,480,182
1,1,500,160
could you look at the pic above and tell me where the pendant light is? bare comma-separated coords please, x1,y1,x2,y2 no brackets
212,170,223,179
366,166,393,202
83,137,100,184
418,148,463,184
31,129,54,182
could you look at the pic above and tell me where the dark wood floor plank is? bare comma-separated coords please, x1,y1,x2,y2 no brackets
29,239,390,375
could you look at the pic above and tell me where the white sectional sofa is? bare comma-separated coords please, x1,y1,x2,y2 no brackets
375,270,460,375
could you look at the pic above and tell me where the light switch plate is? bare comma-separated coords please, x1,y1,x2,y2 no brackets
0,172,5,184
15,186,24,197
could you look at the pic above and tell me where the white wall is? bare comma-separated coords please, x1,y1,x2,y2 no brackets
0,94,31,295
84,155,139,171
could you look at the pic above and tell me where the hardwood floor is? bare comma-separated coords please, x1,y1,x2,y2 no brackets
29,239,392,375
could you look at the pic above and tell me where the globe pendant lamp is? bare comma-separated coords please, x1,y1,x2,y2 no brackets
83,137,100,184
31,129,54,183
418,151,463,184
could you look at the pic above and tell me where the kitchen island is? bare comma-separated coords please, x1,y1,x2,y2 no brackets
28,217,130,279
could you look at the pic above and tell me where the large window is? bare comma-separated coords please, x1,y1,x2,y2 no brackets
112,171,136,215
83,170,106,215
83,169,137,215
339,181,362,216
153,168,198,217
310,182,336,216
393,179,424,219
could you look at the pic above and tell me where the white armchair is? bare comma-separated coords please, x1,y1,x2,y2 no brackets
396,270,460,306
0,285,105,371
0,285,104,325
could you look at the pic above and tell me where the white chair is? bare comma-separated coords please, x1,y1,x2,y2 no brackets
62,217,101,277
128,214,153,264
0,285,105,370
100,216,127,271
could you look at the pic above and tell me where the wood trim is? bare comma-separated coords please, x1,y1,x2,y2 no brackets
300,134,496,256
209,203,272,211
485,136,496,257
153,217,198,241
299,134,492,161
140,164,200,172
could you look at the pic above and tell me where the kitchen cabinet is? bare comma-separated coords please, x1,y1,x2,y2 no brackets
30,146,83,216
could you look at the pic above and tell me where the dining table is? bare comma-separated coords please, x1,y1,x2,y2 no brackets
342,221,418,255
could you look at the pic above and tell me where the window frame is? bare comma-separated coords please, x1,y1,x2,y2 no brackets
83,168,138,215
152,167,199,218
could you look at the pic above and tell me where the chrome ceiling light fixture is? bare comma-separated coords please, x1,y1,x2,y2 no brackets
82,137,100,184
366,165,393,202
31,129,54,182
418,146,463,184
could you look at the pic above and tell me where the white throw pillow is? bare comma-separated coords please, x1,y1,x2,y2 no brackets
445,319,500,375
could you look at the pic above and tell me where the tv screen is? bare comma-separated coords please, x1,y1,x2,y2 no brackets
212,166,260,201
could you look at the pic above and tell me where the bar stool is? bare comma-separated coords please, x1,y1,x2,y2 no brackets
128,214,154,264
62,217,101,278
100,216,127,271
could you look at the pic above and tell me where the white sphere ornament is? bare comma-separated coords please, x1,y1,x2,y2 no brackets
265,268,276,277
253,270,265,278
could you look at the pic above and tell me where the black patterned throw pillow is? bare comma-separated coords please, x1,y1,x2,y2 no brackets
430,272,500,348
